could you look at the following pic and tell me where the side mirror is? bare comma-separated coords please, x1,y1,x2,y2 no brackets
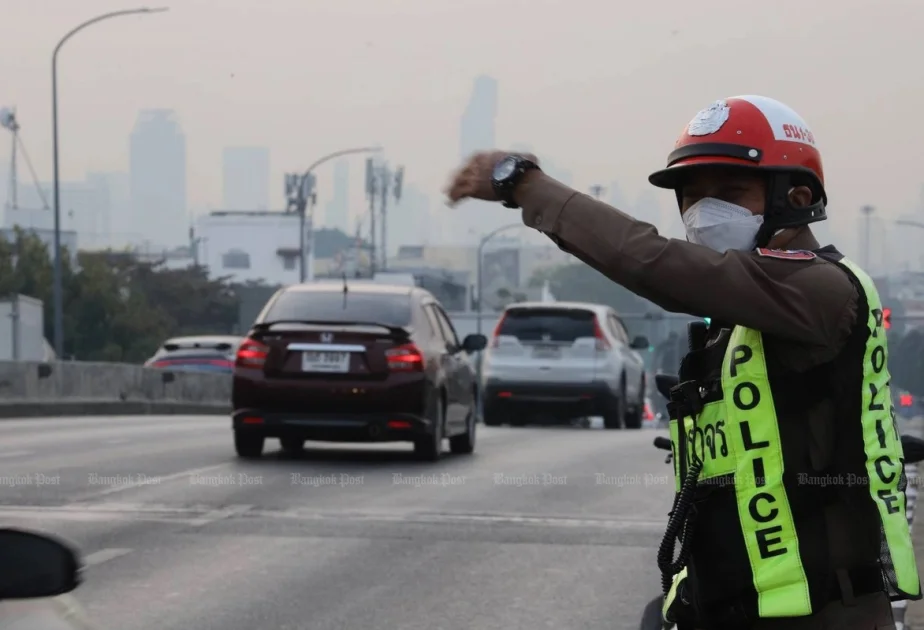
0,529,81,600
630,335,650,350
902,434,924,465
461,334,488,353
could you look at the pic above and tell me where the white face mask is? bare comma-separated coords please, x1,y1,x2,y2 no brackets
682,197,764,253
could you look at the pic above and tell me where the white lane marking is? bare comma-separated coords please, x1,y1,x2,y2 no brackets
188,504,253,527
83,548,132,566
0,449,34,459
72,463,231,500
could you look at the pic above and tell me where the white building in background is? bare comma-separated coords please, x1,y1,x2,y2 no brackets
222,147,270,210
193,211,307,285
130,109,187,249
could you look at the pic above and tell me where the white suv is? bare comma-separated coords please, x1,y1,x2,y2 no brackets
480,302,649,429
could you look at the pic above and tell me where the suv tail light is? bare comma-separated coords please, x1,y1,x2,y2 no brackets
236,338,269,368
490,314,508,348
386,343,424,372
593,317,611,351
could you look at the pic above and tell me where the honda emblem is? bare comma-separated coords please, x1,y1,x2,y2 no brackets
320,332,334,343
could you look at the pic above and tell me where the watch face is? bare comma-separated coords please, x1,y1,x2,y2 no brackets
493,156,517,182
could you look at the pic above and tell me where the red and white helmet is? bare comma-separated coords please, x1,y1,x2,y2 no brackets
648,95,827,241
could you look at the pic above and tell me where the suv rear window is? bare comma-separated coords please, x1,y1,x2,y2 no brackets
498,308,596,342
263,291,412,327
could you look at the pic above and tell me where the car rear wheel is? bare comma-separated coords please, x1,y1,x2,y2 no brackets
624,388,644,429
449,408,476,455
414,398,444,461
280,436,305,454
603,389,626,430
483,405,505,426
234,431,265,458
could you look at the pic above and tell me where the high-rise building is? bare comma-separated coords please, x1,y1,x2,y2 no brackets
129,109,187,249
453,75,499,244
459,75,498,161
387,183,429,256
323,160,349,234
92,172,131,248
222,146,270,210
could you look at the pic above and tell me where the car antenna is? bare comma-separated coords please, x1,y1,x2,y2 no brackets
342,272,348,308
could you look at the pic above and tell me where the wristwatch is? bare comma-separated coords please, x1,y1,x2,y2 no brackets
492,155,541,209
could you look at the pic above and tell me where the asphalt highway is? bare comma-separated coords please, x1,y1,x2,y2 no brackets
0,415,676,630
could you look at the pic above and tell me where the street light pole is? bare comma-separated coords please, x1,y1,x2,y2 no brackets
476,223,524,335
860,205,874,271
51,6,168,358
293,146,382,283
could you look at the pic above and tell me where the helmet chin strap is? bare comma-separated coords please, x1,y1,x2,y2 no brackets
754,173,827,249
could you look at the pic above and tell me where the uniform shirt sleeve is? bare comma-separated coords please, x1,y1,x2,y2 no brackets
516,173,859,369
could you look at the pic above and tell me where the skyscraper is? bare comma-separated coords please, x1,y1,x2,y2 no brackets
129,109,187,248
453,76,499,243
323,160,349,234
222,146,270,210
459,75,498,161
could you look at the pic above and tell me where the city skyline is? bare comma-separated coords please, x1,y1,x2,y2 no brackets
7,0,924,262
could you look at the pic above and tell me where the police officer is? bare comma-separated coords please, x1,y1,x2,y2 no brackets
445,95,920,630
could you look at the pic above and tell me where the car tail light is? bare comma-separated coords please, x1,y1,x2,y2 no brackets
900,393,913,407
385,343,424,372
236,338,269,368
593,317,611,351
490,314,508,348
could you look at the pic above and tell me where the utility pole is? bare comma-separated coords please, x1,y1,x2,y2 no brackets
860,205,874,270
379,162,391,272
376,163,404,272
285,172,317,282
589,184,606,200
365,158,378,277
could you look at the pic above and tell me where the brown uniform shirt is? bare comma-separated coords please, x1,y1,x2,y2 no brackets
514,172,860,374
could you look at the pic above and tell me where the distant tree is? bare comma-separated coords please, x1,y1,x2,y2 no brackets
313,227,367,259
528,262,652,316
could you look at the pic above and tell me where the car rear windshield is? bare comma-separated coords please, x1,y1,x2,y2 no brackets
262,291,412,327
498,308,596,342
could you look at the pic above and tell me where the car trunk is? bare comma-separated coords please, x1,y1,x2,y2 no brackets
250,323,411,381
488,308,602,384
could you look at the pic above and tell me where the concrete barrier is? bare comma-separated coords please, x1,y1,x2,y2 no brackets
0,361,231,418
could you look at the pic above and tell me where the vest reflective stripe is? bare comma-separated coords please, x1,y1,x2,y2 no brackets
839,257,921,598
667,327,811,617
662,566,688,622
724,327,811,617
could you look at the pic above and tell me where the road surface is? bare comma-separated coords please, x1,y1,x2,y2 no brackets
0,415,677,630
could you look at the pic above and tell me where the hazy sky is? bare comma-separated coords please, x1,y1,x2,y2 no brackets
4,0,924,253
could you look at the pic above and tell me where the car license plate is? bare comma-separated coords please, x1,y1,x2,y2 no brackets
301,351,350,373
532,346,560,359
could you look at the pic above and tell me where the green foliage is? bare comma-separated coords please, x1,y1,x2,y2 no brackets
528,262,653,316
0,230,241,363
